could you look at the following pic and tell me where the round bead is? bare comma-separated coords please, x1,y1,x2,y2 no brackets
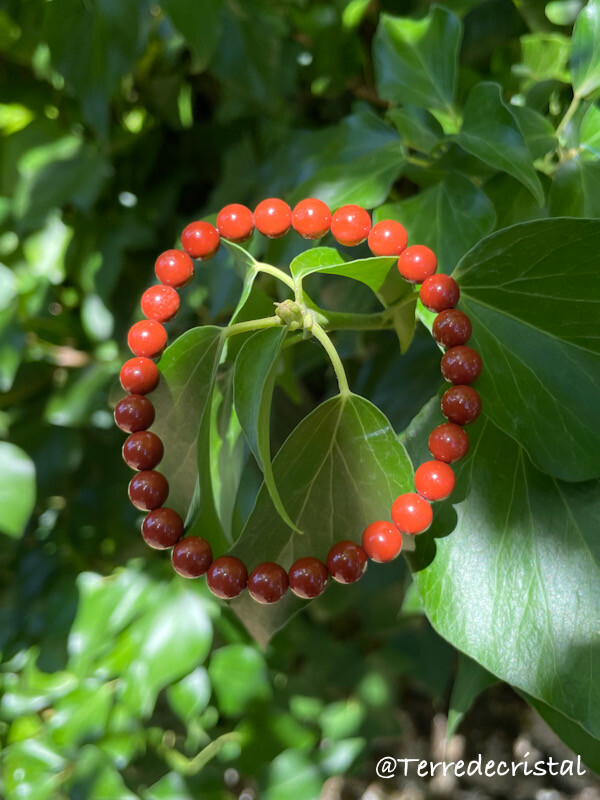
441,385,482,425
127,320,167,359
326,540,368,584
288,557,329,599
114,394,155,433
391,493,433,535
367,220,408,257
414,460,455,501
362,520,403,563
141,285,180,322
254,198,292,238
216,204,255,243
428,423,469,463
433,309,472,348
128,470,169,511
120,357,160,395
155,250,194,288
122,431,164,470
142,507,184,550
172,537,213,578
419,274,460,312
207,556,248,600
181,221,220,260
247,562,289,604
292,198,332,239
330,205,371,246
441,345,482,384
398,245,437,284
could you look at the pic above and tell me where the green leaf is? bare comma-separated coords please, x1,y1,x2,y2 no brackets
549,157,600,215
454,217,600,480
516,33,571,85
546,0,585,26
387,106,443,154
374,7,462,111
160,0,223,71
579,102,600,156
0,442,36,538
2,738,66,800
207,645,270,716
290,247,396,292
456,83,544,204
511,104,558,159
572,0,600,97
447,656,497,738
167,667,212,724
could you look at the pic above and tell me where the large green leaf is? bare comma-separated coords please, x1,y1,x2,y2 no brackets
454,217,600,481
374,7,462,111
406,401,600,740
456,82,544,204
290,248,396,292
572,0,600,97
0,442,36,538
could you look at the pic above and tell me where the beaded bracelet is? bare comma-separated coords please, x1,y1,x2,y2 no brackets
114,199,482,604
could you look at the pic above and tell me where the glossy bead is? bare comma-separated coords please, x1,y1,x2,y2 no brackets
362,520,403,563
127,320,167,358
141,285,180,322
367,220,408,256
441,345,482,384
414,460,455,501
142,507,184,550
217,203,255,243
330,205,371,246
292,198,331,239
391,492,433,535
254,198,292,238
419,274,460,312
114,394,155,433
247,562,289,604
172,537,213,578
326,540,368,584
428,423,469,463
398,245,437,284
207,556,248,600
120,357,160,395
122,431,164,470
181,221,220,260
441,385,482,425
288,557,329,599
128,470,169,511
155,249,194,288
433,309,472,348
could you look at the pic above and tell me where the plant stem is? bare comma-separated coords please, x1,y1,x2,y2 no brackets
224,315,282,338
556,94,581,139
255,261,295,290
311,321,350,397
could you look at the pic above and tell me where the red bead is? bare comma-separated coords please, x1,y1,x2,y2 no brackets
216,204,255,243
391,493,433,535
441,385,482,425
128,470,169,511
207,556,248,600
142,507,184,550
120,357,160,395
247,562,288,604
330,205,371,246
433,309,472,348
414,460,455,501
122,431,164,470
172,537,213,578
419,274,460,312
362,520,403,563
398,245,437,284
141,285,180,322
254,198,292,238
441,345,482,384
367,220,408,256
127,320,168,359
155,250,194,288
114,394,155,433
181,221,220,260
428,423,469,463
288,557,329,599
326,540,368,584
292,198,331,239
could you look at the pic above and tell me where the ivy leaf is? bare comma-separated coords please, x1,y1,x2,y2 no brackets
0,442,36,539
572,0,600,97
454,217,600,481
387,106,443,154
447,656,497,738
290,247,396,292
456,82,544,204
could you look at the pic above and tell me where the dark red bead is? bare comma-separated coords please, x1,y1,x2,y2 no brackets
433,309,472,348
441,345,482,384
128,470,169,511
120,357,160,395
207,556,248,600
122,431,164,470
142,507,184,549
441,385,482,425
114,394,155,433
420,274,460,312
428,423,469,463
326,540,368,584
172,537,213,578
141,285,180,322
288,557,329,599
247,562,288,604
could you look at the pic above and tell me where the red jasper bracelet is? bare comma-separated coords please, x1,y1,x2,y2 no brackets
114,198,482,604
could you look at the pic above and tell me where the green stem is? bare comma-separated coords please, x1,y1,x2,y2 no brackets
255,261,295,291
311,321,350,397
224,315,282,338
556,94,581,139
